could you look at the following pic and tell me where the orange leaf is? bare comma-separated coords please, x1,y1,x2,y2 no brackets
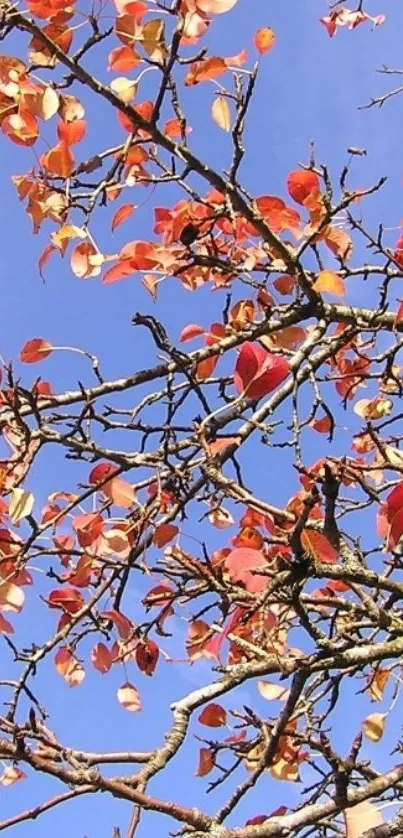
108,45,141,72
20,337,53,363
287,170,320,205
102,609,133,639
185,56,227,86
103,476,136,509
254,27,276,54
313,270,345,297
111,202,136,232
367,668,390,702
57,118,86,145
41,142,74,177
2,109,38,146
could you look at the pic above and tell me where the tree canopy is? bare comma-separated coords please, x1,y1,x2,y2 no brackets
0,1,403,837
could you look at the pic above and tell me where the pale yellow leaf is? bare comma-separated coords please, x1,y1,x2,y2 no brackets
9,488,34,524
362,712,386,742
257,680,290,701
212,96,231,132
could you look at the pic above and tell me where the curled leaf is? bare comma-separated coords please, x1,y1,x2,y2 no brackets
362,712,386,742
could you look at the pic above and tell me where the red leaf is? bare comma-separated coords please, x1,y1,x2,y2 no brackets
91,642,113,674
273,275,296,295
20,338,53,364
301,530,338,564
153,523,178,547
224,547,268,592
394,299,403,328
136,639,159,675
0,614,14,634
310,414,332,434
89,462,118,484
198,703,227,727
48,588,84,614
381,482,403,549
196,747,215,777
234,342,290,399
73,513,104,548
102,609,133,639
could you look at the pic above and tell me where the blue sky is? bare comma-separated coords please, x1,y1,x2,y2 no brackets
1,0,403,834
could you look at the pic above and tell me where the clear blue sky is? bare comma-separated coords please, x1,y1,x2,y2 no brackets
0,0,402,834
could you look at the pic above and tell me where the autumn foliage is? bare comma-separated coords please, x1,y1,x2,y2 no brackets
0,0,403,837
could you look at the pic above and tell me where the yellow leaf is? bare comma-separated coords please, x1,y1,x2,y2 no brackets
313,270,345,297
362,712,386,742
354,397,392,420
367,668,390,702
212,96,231,132
9,488,34,524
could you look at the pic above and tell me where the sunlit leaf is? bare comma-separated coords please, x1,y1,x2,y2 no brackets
20,338,53,364
212,96,231,131
313,271,345,298
254,27,276,54
117,681,142,711
9,488,34,524
198,703,227,727
362,712,386,742
257,681,290,701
